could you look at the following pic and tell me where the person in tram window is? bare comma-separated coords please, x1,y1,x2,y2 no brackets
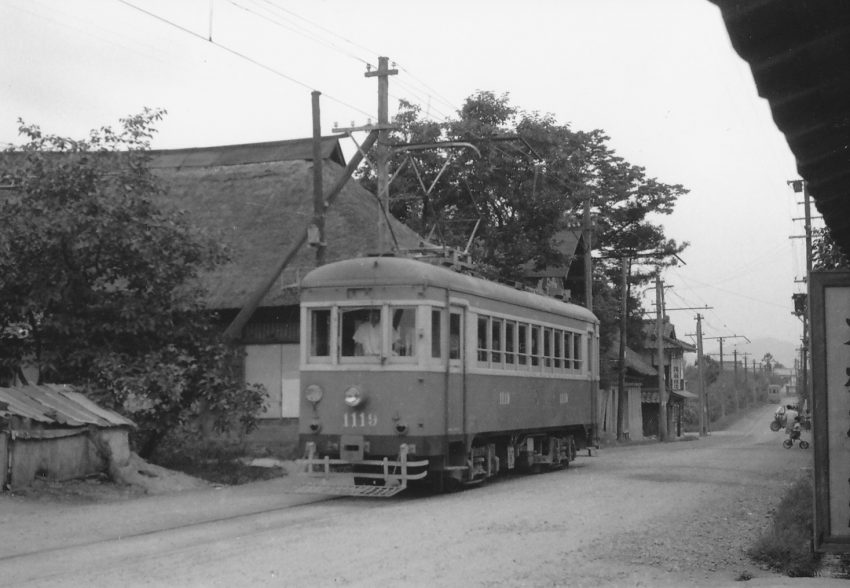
353,309,382,356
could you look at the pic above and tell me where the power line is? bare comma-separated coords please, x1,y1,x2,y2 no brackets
243,0,459,121
116,0,376,121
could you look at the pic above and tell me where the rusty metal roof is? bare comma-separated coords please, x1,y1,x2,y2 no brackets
710,0,850,256
0,385,134,428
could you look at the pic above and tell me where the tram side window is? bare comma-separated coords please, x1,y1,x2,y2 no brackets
573,332,583,370
543,327,553,368
491,318,503,364
431,309,442,358
553,329,562,369
310,309,331,357
531,325,540,367
390,306,416,357
342,307,382,357
518,323,528,365
449,311,462,360
564,332,573,370
505,320,516,365
477,316,490,362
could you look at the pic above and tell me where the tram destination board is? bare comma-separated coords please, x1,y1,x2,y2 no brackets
811,271,850,552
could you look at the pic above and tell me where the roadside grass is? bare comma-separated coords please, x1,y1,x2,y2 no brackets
747,471,821,577
150,430,286,486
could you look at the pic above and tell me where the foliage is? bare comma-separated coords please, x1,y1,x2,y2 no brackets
0,110,266,457
812,226,849,270
748,472,820,577
358,91,688,357
151,425,284,485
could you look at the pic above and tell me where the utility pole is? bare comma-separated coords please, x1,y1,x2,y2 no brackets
732,349,740,410
695,313,707,436
616,256,629,441
789,179,813,405
656,268,668,442
365,57,398,253
583,193,593,312
311,91,326,266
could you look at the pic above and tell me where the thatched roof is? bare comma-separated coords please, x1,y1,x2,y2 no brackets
147,136,346,169
149,137,424,310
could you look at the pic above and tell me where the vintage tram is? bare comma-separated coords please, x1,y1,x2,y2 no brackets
296,255,599,496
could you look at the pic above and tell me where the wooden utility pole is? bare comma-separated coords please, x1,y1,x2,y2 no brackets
655,270,667,441
616,256,630,441
583,194,593,312
733,349,740,410
223,131,379,341
311,91,326,266
696,313,707,436
365,57,398,253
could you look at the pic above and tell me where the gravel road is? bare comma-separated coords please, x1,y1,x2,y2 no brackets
0,399,839,587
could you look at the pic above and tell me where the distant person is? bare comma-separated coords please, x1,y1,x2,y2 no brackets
784,405,799,434
353,310,382,356
789,416,802,441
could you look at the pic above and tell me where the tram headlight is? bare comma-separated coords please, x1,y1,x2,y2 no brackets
305,384,323,404
344,385,366,407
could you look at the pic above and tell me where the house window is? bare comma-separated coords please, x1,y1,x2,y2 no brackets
671,363,683,390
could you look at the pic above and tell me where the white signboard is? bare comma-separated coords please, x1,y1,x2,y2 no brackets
812,272,850,551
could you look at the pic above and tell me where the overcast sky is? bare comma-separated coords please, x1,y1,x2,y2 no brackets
0,0,809,365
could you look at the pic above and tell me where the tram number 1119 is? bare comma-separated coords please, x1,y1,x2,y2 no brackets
343,412,378,428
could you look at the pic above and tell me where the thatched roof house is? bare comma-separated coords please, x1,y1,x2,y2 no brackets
147,136,424,313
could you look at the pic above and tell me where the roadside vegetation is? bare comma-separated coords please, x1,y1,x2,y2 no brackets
748,472,820,577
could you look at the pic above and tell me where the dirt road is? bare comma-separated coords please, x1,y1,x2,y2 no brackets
0,400,832,587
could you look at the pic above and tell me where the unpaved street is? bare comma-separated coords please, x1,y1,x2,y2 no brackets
0,400,823,587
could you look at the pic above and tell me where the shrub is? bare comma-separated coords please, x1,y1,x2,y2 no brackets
748,472,821,577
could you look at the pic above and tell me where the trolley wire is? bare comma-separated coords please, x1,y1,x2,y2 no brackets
116,0,376,121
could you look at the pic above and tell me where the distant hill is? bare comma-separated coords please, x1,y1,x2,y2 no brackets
698,337,799,369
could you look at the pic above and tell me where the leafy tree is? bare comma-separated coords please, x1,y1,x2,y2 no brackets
812,226,849,270
0,110,266,457
359,91,688,353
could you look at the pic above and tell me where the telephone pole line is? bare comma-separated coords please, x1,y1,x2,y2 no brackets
656,269,668,441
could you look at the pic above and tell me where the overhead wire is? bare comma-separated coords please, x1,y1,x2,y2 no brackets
116,0,376,121
237,0,458,123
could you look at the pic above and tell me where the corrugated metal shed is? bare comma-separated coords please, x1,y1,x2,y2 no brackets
710,0,850,256
0,385,134,428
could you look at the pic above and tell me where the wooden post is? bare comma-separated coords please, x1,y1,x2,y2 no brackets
222,131,380,341
616,256,629,441
312,91,326,267
656,269,667,441
696,313,707,436
365,57,397,253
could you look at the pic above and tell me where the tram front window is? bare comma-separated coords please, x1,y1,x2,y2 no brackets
342,307,382,357
310,309,331,357
391,306,416,357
